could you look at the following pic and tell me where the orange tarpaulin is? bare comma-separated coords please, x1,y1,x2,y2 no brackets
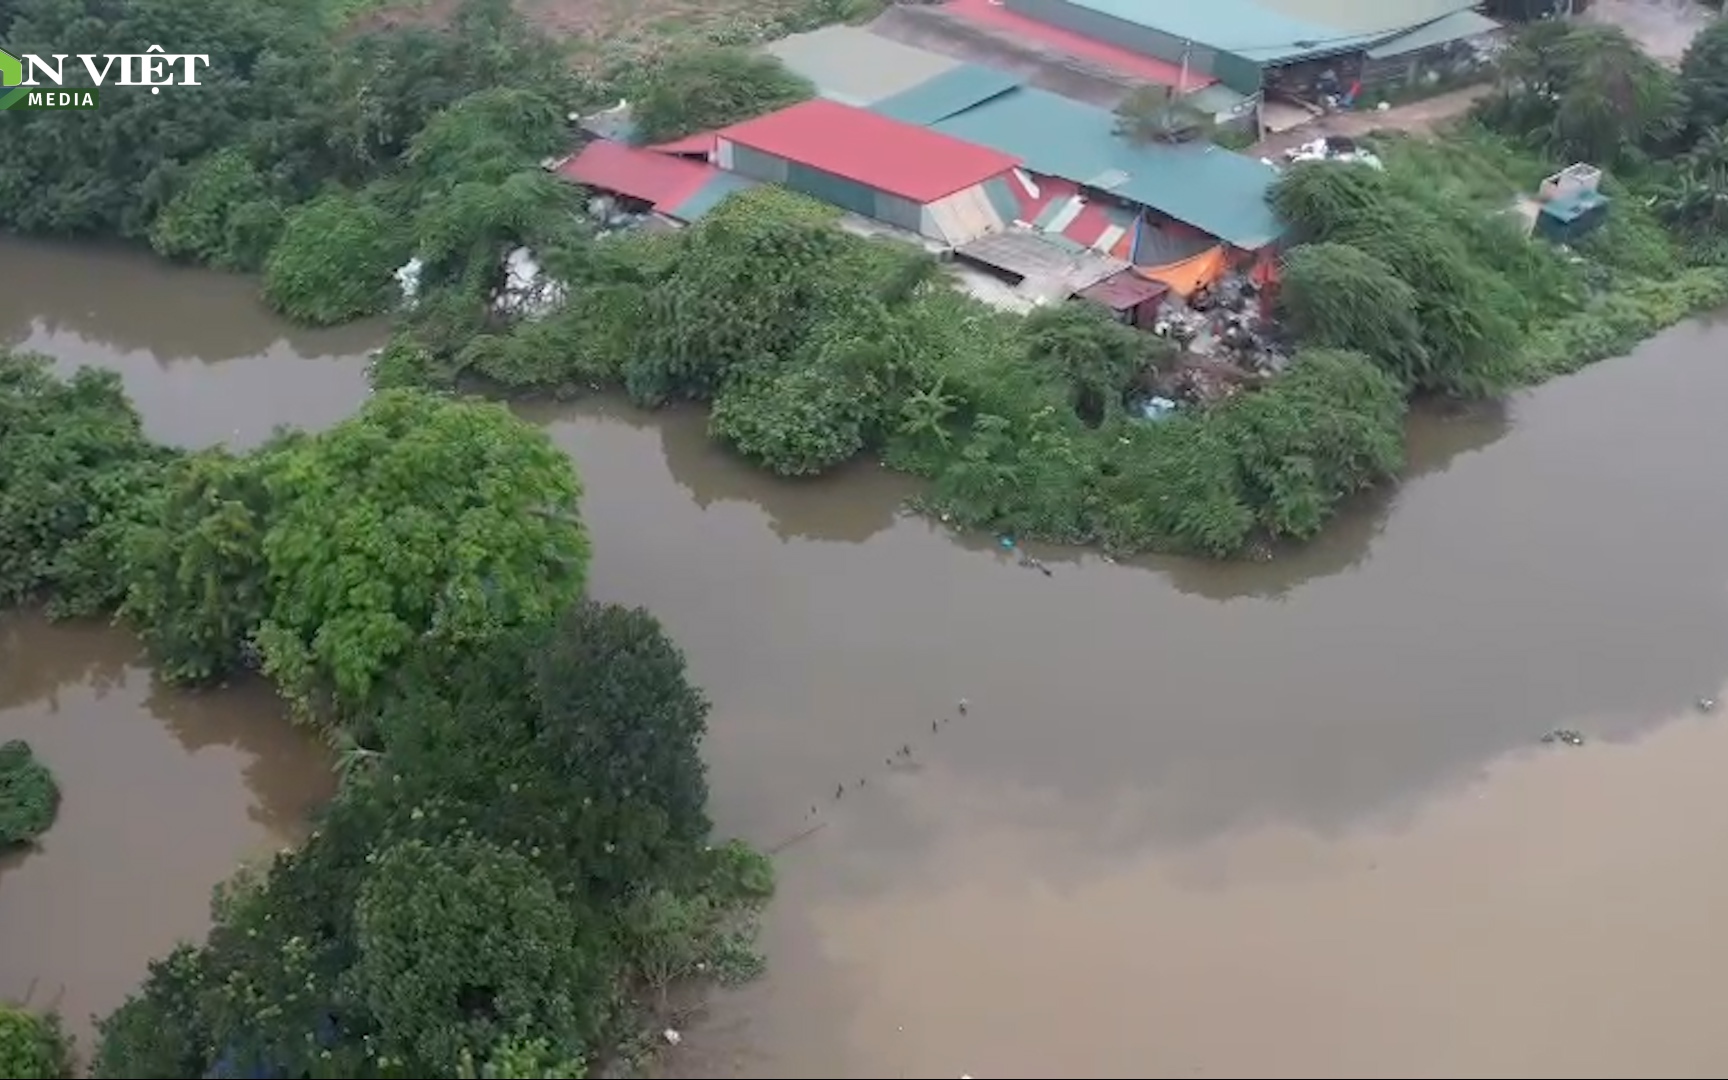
1137,245,1228,299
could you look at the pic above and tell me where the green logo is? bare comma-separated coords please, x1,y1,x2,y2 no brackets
1,47,22,110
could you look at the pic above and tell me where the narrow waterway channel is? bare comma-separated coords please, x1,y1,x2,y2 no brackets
2,235,1727,1076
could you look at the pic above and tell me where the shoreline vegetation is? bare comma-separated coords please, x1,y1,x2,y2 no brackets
0,359,773,1078
2,0,1726,1074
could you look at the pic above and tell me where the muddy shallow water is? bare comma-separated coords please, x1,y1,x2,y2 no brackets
2,236,1727,1076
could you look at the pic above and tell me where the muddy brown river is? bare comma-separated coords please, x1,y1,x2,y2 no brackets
2,236,1727,1077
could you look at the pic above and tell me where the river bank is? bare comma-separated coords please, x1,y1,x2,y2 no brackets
4,238,1728,1074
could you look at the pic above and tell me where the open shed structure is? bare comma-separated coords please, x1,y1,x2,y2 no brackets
716,99,1021,246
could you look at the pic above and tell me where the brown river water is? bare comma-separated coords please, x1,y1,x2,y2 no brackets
2,236,1727,1077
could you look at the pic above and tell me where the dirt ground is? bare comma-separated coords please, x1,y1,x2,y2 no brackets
1581,0,1717,66
1247,84,1495,158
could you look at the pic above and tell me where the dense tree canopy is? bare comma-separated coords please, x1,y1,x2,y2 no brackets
1481,20,1682,166
93,595,771,1078
0,354,769,1077
0,739,60,849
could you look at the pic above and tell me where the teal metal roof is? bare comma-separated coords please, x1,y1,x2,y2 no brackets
1045,0,1376,63
663,172,759,221
1363,9,1501,59
871,64,1022,127
1037,0,1479,64
918,85,1283,249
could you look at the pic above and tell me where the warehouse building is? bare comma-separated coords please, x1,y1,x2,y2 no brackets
998,0,1501,98
715,99,1021,246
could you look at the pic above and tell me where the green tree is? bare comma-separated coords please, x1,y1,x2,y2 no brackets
0,0,317,237
118,449,276,684
1024,303,1161,426
1680,15,1728,134
631,190,853,404
253,390,590,720
0,353,171,615
1487,21,1682,165
1218,349,1406,540
0,740,60,848
630,46,814,145
262,190,406,325
148,148,286,271
0,1006,71,1079
350,835,610,1075
1277,243,1432,388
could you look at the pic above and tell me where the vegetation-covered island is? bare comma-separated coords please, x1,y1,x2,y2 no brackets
2,0,1728,1073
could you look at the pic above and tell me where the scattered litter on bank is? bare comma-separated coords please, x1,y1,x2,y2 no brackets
1282,135,1383,170
1540,728,1585,747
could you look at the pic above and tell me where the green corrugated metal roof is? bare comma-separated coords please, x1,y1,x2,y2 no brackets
923,85,1283,249
871,65,1022,127
664,172,759,221
1036,0,1480,63
1182,83,1252,118
1363,9,1501,59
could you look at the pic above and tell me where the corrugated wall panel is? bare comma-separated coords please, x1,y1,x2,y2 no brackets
725,143,789,184
784,162,877,217
873,191,925,233
923,185,1004,245
1212,51,1264,95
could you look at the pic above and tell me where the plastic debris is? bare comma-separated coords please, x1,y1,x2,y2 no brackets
663,1029,681,1046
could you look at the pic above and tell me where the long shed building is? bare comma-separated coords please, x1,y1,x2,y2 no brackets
715,99,1020,246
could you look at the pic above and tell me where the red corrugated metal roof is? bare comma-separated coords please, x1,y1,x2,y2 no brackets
942,0,1212,88
719,99,1019,204
557,140,718,212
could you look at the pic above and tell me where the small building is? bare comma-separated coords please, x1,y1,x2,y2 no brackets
762,25,963,107
715,98,1022,246
994,0,1500,99
1075,269,1168,328
556,140,756,223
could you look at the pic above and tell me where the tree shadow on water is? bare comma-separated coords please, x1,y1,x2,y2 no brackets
0,237,382,365
0,611,137,714
143,674,336,841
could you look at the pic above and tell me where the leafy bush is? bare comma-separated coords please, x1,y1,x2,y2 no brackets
148,149,285,271
262,191,405,325
0,353,171,616
630,46,815,144
0,1006,71,1079
0,741,61,849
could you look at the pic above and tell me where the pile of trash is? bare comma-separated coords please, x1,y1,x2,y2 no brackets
1151,271,1290,375
1283,135,1384,170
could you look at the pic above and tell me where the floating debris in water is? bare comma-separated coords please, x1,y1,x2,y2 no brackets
957,698,969,715
1698,697,1717,713
1540,728,1585,747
